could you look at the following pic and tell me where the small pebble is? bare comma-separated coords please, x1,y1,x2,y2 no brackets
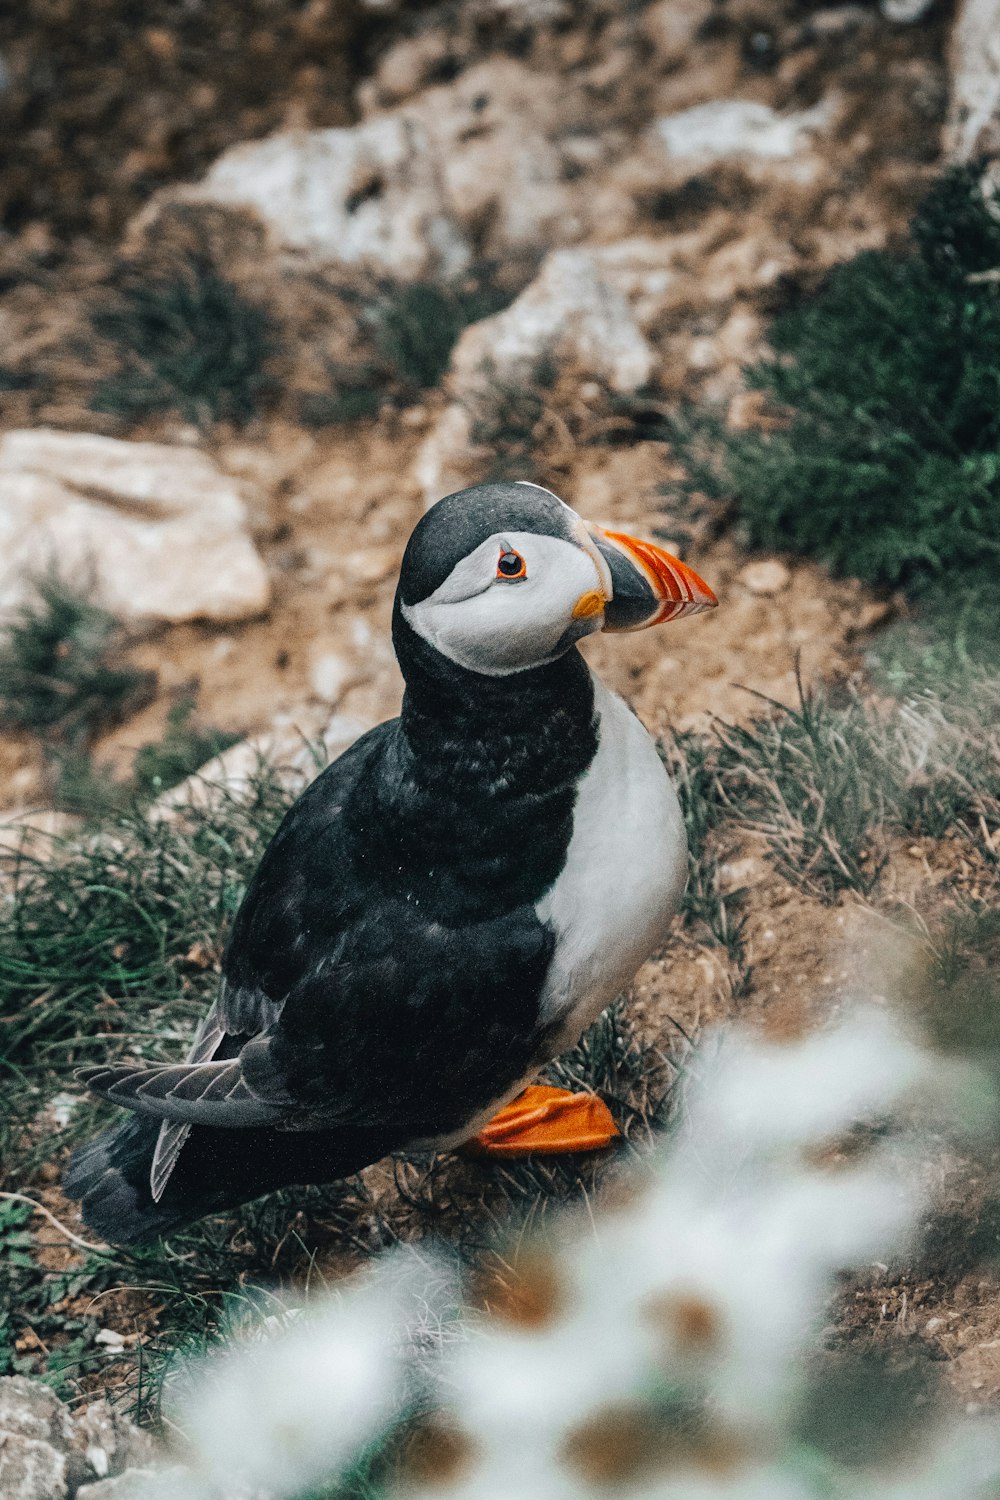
739,559,791,596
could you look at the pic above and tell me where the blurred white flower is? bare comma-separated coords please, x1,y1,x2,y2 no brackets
136,1007,1000,1500
685,1009,930,1169
174,1266,409,1498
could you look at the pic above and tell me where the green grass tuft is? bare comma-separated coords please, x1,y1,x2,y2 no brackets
366,277,507,395
300,271,509,427
466,354,557,482
662,670,1000,903
0,576,155,751
131,696,242,801
669,165,1000,622
91,255,281,427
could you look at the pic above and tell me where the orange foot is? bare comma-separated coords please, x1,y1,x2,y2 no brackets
465,1085,621,1158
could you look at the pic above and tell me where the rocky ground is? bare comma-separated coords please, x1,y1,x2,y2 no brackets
2,0,1000,1487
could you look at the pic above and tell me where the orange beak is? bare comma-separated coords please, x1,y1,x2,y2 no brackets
584,524,718,631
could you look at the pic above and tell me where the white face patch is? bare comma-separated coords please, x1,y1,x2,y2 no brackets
401,530,606,675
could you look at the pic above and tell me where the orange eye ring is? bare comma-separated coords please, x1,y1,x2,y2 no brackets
496,548,527,581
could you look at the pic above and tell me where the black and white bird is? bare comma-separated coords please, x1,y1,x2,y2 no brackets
65,481,716,1243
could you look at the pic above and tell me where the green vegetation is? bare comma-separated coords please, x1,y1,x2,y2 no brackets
466,354,557,482
671,164,1000,676
0,576,154,751
669,670,999,907
366,276,507,394
91,254,281,427
0,580,238,813
1,661,995,1414
301,272,509,426
131,696,241,800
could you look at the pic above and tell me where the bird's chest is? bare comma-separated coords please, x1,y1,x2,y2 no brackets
535,677,687,1042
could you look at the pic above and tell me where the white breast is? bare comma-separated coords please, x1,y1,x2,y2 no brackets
536,672,687,1044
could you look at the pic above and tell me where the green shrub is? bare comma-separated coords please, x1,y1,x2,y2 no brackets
367,277,507,393
0,577,154,749
91,255,281,427
672,165,1000,594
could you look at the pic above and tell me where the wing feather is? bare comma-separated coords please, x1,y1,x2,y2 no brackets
150,1006,225,1202
78,1057,286,1127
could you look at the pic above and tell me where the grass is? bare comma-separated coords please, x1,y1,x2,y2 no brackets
300,271,509,427
664,668,999,905
668,164,1000,678
90,253,282,428
0,576,155,752
131,696,242,801
465,354,557,482
1,661,997,1418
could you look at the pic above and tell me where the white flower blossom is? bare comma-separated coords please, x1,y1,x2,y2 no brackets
174,1267,408,1498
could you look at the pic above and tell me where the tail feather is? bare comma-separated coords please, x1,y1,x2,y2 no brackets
64,1112,391,1244
64,1114,198,1243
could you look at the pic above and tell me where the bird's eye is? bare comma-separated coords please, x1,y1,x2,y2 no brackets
496,549,526,580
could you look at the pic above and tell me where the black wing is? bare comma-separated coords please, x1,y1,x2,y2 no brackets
83,720,556,1157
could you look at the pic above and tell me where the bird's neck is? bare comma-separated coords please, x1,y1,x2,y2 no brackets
392,604,597,791
381,607,599,916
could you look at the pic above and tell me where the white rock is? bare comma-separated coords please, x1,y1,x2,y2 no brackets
944,0,1000,161
309,651,356,705
0,1378,73,1500
588,238,680,328
0,808,80,862
652,97,834,182
642,0,715,65
881,0,934,19
414,403,480,508
375,60,582,260
0,430,270,625
364,30,457,105
450,248,656,406
738,559,791,596
150,711,370,821
144,117,470,280
415,249,656,505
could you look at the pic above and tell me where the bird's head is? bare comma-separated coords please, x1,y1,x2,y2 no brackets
396,481,717,677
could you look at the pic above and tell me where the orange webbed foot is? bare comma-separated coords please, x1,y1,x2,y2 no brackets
464,1085,621,1158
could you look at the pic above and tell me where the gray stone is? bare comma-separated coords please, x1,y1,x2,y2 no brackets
69,1401,157,1491
75,1467,192,1500
944,0,1000,161
0,430,270,625
0,1435,67,1500
0,1378,73,1500
0,1377,74,1448
142,117,470,280
388,60,582,261
650,97,834,186
449,247,656,408
149,709,370,822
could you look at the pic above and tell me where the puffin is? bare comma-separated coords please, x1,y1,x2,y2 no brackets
65,481,716,1243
